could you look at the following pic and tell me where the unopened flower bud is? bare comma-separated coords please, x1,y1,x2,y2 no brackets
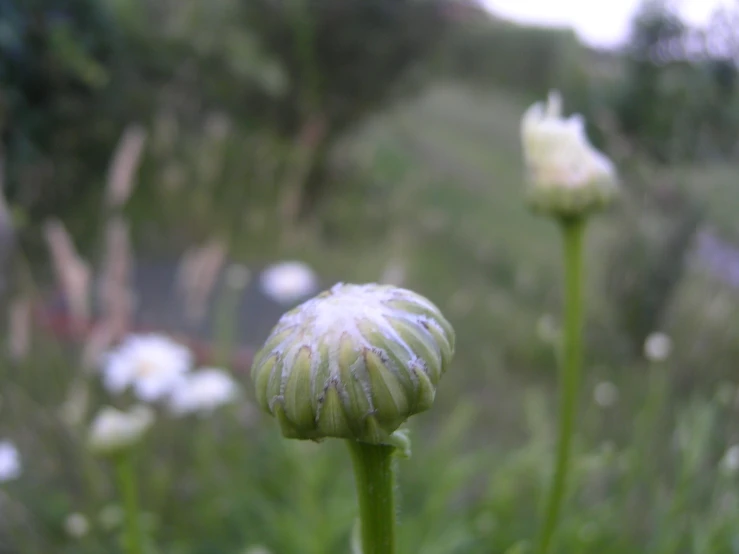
251,283,455,444
521,91,617,217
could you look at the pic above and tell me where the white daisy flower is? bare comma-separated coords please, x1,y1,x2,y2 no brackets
88,405,154,455
644,332,672,363
0,440,21,482
101,334,192,401
168,368,240,416
259,261,318,305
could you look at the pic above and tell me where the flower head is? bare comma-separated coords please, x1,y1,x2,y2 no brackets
0,440,21,482
88,405,154,455
168,368,240,416
260,261,319,305
101,334,192,401
644,332,672,363
521,91,617,217
251,283,455,444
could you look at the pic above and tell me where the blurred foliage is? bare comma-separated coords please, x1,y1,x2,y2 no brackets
612,0,739,163
440,15,584,98
0,0,126,243
602,165,704,358
1,0,451,251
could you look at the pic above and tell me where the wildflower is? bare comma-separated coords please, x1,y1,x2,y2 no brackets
259,261,318,305
251,283,455,444
64,513,90,538
593,381,619,408
521,91,617,217
101,334,192,401
644,332,672,363
721,445,739,474
88,405,154,455
0,440,21,482
168,368,240,416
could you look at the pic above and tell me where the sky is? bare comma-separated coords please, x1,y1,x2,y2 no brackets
483,0,735,47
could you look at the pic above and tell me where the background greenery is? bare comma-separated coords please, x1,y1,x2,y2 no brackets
3,0,739,552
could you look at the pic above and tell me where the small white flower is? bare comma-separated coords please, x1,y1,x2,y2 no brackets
101,334,192,401
721,445,739,474
644,332,672,362
260,261,318,305
521,91,617,215
64,513,90,538
88,405,154,455
0,440,21,482
168,368,240,416
593,381,619,408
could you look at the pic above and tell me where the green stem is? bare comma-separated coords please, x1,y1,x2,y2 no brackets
347,440,396,554
536,216,587,554
115,452,144,554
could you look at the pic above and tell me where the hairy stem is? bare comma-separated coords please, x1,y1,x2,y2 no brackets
347,440,396,554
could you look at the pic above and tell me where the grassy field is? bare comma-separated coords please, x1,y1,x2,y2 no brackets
4,83,739,553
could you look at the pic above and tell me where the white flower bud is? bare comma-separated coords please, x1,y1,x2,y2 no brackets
521,91,617,217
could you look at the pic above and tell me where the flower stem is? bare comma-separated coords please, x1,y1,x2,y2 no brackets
347,440,396,554
536,216,587,554
114,452,144,554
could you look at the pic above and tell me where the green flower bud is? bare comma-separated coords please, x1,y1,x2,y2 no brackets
251,283,455,444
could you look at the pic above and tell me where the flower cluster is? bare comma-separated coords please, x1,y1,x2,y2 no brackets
86,333,241,454
99,333,240,415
